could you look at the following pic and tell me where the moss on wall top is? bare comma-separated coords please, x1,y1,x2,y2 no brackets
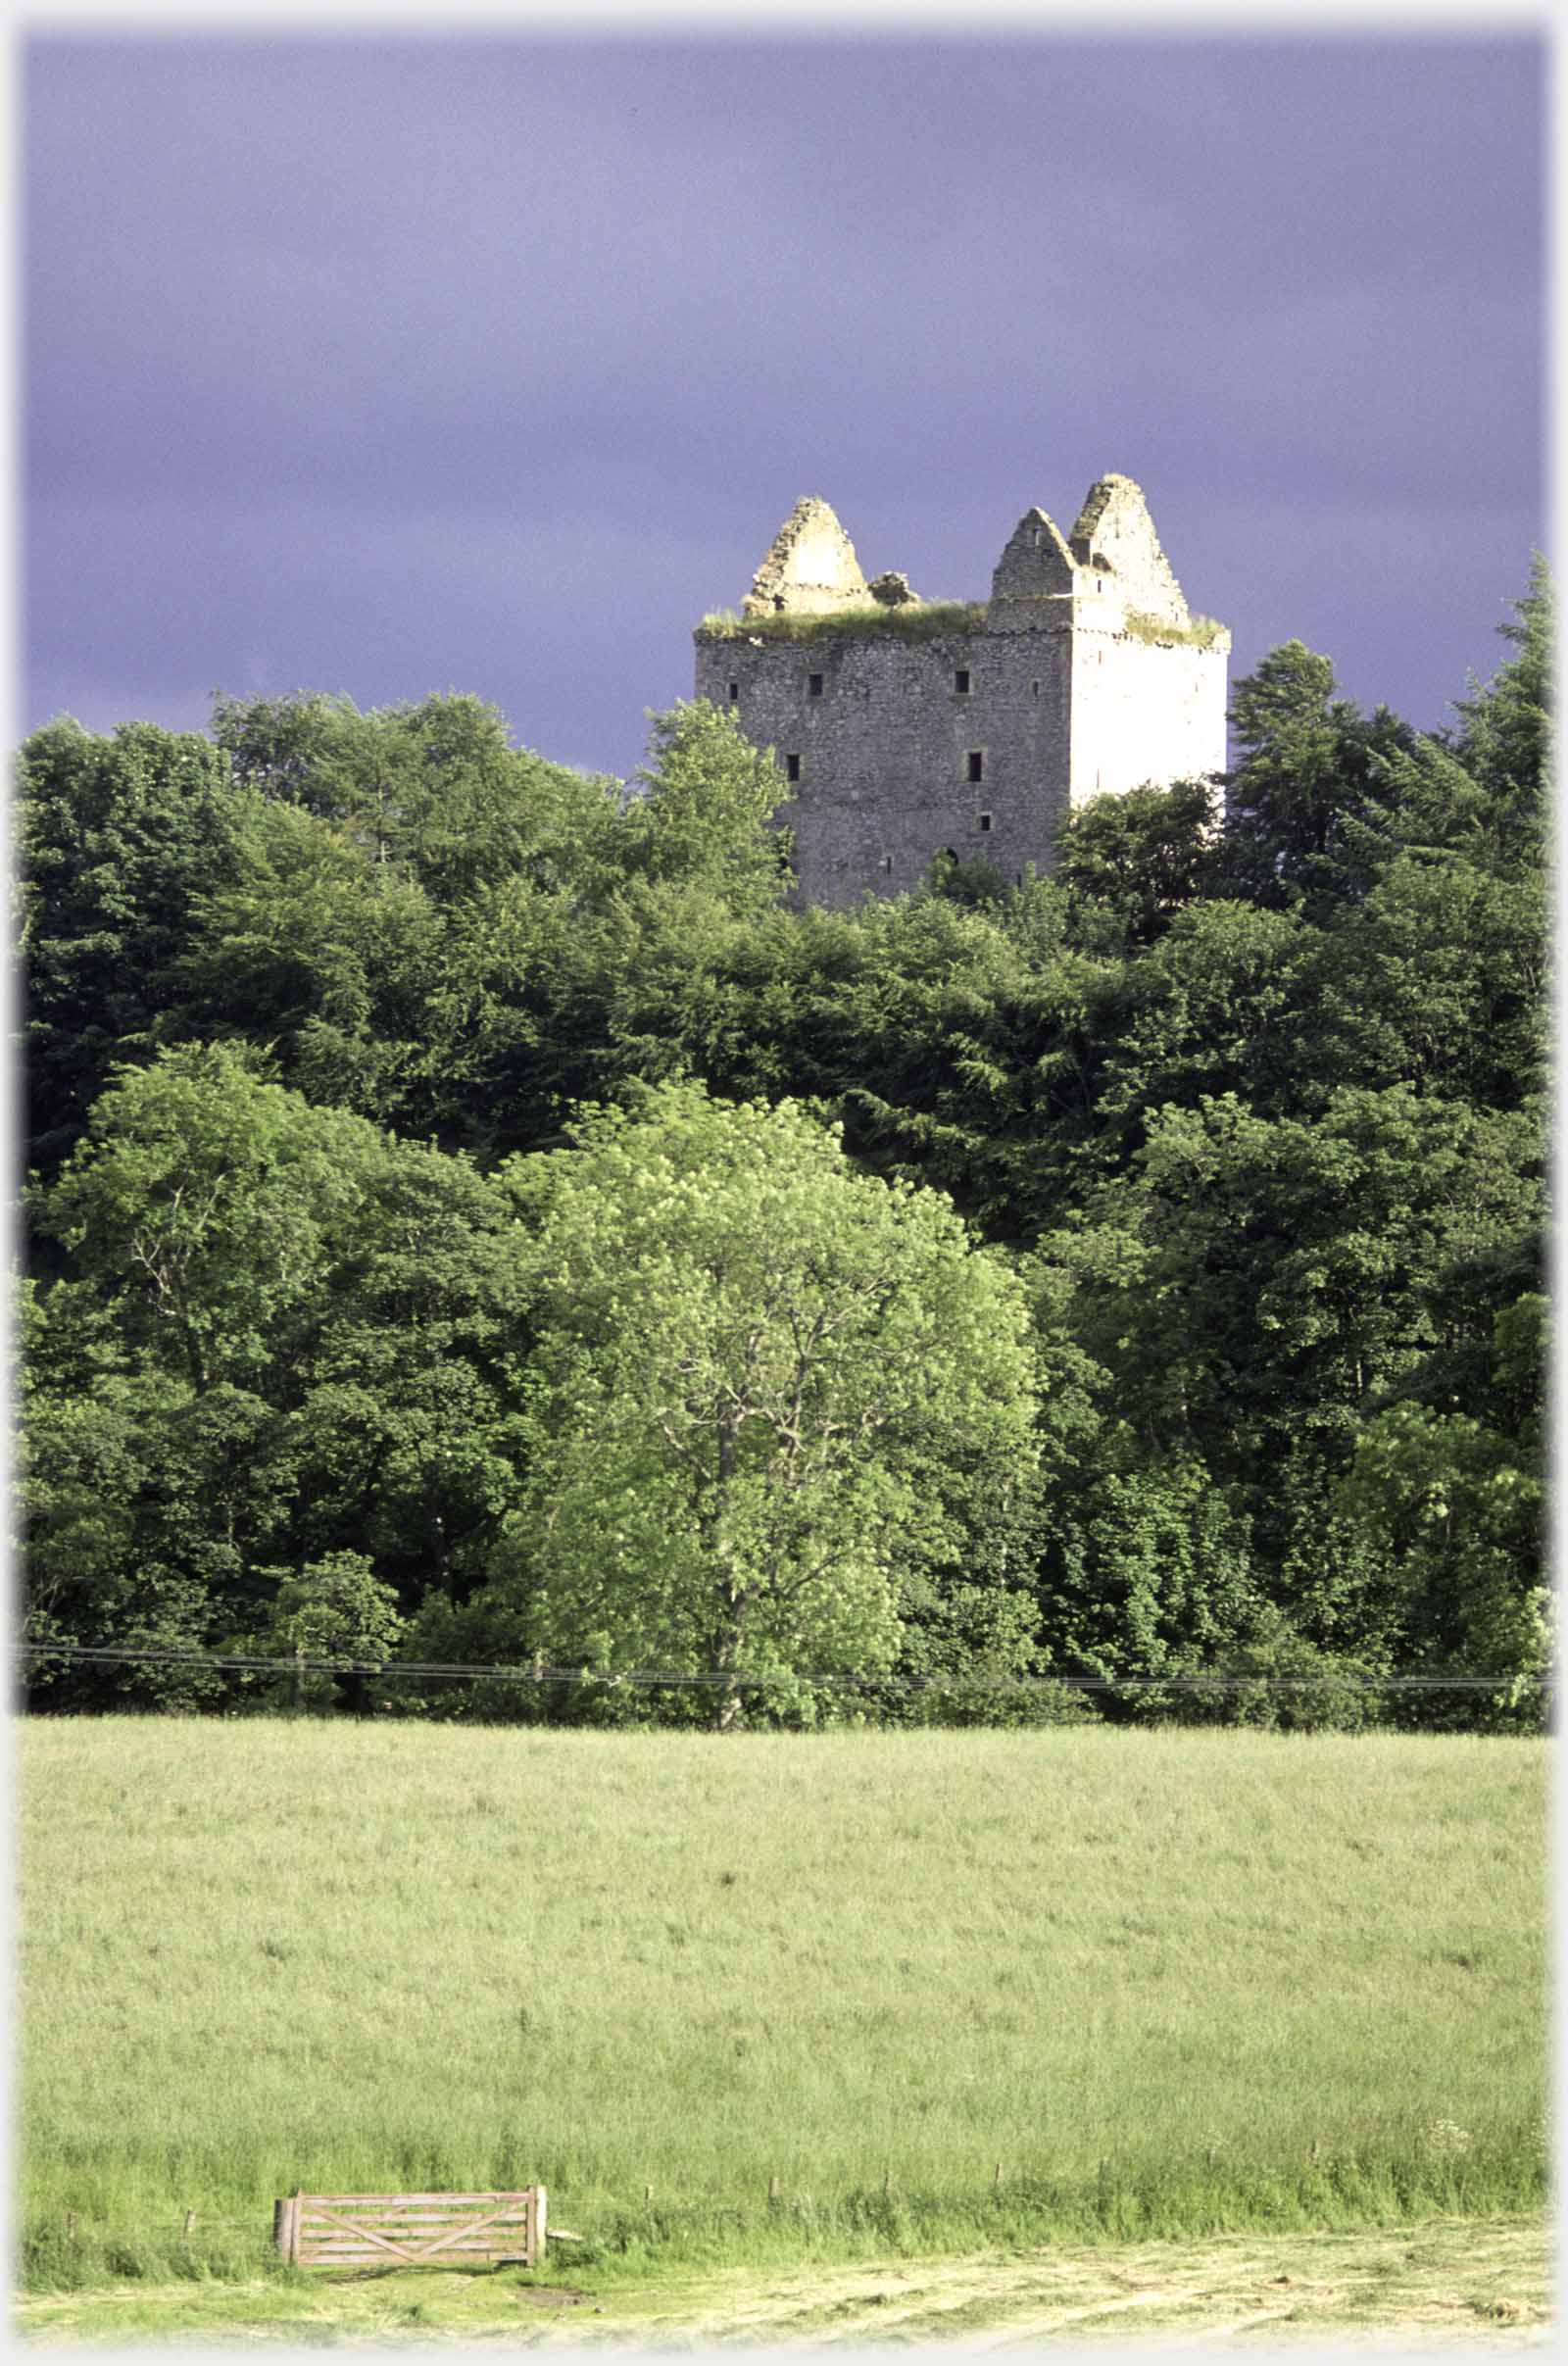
1122,609,1228,649
697,601,990,647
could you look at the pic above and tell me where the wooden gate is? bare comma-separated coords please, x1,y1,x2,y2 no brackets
273,2188,546,2270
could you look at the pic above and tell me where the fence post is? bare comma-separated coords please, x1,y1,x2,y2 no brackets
293,1645,305,1714
272,2198,289,2259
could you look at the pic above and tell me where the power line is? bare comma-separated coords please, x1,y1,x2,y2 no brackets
11,1640,1548,1693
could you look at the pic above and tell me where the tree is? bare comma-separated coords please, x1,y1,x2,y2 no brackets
24,1045,535,1700
1055,778,1217,952
1218,641,1413,913
1450,560,1551,868
487,1083,1039,1726
267,1551,406,1714
618,699,794,916
18,717,248,1180
1337,1386,1545,1729
211,688,621,904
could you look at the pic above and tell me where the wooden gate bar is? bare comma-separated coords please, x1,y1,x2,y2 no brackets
275,2190,545,2271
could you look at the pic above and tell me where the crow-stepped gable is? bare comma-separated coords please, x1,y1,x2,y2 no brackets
694,475,1230,908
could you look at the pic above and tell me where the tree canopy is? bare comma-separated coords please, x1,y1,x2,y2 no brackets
16,576,1549,1728
479,1084,1038,1726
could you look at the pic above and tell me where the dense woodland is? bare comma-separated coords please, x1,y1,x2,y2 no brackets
16,572,1549,1729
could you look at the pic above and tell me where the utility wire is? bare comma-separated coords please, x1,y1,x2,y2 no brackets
12,1640,1548,1693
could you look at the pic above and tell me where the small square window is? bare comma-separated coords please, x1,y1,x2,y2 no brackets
808,672,824,698
785,753,801,782
978,813,993,832
727,680,740,702
955,668,970,694
966,751,984,783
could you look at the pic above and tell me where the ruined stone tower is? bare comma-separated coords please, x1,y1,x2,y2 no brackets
693,477,1229,908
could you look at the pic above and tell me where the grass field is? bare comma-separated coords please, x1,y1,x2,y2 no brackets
16,2217,1552,2344
17,1719,1548,2299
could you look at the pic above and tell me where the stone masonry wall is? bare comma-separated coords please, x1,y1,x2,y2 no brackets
695,482,1229,909
1069,617,1229,805
695,622,1074,908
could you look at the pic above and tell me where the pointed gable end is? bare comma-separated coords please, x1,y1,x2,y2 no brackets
1068,474,1189,623
990,508,1075,604
742,497,870,617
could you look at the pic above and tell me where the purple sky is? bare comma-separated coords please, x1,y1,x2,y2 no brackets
24,33,1544,780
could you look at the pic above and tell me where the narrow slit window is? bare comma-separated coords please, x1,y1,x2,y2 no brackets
785,753,801,782
966,751,984,783
727,680,740,702
808,672,824,698
955,668,970,694
1032,679,1041,698
881,855,893,873
978,813,993,832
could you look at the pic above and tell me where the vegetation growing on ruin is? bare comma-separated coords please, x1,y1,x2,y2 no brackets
697,599,989,645
1122,608,1228,648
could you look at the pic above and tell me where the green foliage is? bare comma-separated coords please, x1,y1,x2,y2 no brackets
19,717,249,1179
15,567,1551,1726
266,1552,406,1710
486,1083,1038,1725
1056,778,1217,949
211,688,622,903
1121,609,1227,648
1450,558,1551,864
619,700,793,916
1218,641,1418,913
698,601,989,645
21,1050,534,1706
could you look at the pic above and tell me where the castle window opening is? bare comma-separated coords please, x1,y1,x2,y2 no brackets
978,813,993,832
955,668,970,694
785,753,802,782
881,855,893,872
727,680,739,702
808,672,824,698
1032,680,1040,697
966,751,984,783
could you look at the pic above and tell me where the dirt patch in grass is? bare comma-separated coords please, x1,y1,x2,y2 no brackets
16,2213,1550,2344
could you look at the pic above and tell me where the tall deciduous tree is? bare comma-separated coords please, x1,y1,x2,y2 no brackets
490,1084,1039,1726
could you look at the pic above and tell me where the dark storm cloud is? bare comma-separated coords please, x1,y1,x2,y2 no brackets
24,34,1543,769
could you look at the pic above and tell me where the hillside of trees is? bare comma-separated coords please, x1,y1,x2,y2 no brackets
16,573,1549,1729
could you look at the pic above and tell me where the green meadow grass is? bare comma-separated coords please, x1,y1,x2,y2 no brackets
17,1719,1547,2291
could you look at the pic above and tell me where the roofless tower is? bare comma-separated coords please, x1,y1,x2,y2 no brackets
694,476,1229,908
